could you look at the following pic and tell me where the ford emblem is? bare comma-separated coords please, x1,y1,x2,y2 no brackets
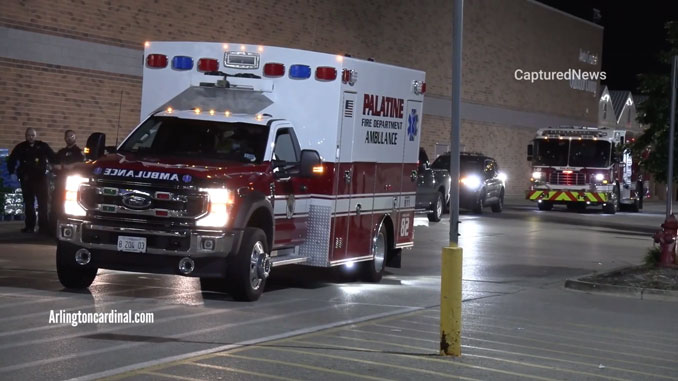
121,193,152,210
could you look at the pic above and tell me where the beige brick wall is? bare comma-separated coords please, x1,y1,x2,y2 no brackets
0,57,141,151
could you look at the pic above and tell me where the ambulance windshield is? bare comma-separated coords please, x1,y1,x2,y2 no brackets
119,116,269,163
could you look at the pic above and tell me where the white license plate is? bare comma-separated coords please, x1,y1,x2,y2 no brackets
117,236,147,253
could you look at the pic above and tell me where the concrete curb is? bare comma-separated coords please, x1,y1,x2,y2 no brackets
564,266,678,302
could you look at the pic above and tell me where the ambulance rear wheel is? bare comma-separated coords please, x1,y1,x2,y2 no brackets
56,243,97,289
428,192,443,222
360,224,387,283
228,227,269,302
537,201,553,211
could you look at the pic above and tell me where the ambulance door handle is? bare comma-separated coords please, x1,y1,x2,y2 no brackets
410,170,417,182
355,203,362,216
344,170,352,184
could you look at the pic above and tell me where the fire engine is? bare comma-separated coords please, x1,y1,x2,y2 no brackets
55,42,425,301
526,126,645,214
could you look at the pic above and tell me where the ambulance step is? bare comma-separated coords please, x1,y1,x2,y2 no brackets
270,255,309,267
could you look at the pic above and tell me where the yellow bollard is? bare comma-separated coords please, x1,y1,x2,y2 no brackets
440,243,462,356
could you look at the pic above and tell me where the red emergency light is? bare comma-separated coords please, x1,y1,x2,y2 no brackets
146,54,168,68
263,63,285,77
315,66,337,81
198,58,219,72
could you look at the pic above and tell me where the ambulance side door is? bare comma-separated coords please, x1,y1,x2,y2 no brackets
270,125,308,249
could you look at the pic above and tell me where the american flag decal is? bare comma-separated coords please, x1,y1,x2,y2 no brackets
344,99,354,117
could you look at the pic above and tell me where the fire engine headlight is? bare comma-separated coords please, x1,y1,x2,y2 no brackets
461,175,481,190
594,173,605,182
64,175,88,216
197,188,233,228
532,171,542,180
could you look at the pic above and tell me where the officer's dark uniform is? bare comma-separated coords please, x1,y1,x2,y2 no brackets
51,145,85,228
7,141,57,232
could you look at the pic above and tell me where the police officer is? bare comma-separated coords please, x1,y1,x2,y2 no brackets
51,130,85,231
7,128,57,233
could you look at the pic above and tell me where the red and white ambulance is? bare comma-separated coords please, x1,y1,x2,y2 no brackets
56,42,426,300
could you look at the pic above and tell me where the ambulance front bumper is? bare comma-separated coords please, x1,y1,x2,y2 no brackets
56,219,240,277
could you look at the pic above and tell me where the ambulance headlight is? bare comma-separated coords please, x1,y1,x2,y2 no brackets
532,171,542,180
460,175,481,190
197,188,233,228
64,175,88,216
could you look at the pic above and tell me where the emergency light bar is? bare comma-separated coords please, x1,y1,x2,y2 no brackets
541,130,608,138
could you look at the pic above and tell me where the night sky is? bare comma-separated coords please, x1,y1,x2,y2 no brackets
537,1,677,92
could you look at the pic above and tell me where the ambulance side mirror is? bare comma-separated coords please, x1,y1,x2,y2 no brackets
527,144,533,161
85,133,106,161
299,149,321,178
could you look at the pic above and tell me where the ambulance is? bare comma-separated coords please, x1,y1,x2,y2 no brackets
55,42,426,301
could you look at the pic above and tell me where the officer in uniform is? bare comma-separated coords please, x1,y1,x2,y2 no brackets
51,130,86,231
7,128,57,233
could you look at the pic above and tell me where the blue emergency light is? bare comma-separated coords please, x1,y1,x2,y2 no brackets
172,56,194,70
289,64,311,79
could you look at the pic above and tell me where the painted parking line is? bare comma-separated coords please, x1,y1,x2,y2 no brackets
243,343,483,381
318,333,602,381
373,322,678,372
190,361,300,381
70,305,422,381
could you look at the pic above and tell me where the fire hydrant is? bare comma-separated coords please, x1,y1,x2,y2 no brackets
653,214,678,267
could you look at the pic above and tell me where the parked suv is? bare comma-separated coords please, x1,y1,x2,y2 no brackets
416,148,450,222
430,152,505,214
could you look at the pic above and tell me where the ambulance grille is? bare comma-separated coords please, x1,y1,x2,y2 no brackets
549,171,586,186
79,183,208,223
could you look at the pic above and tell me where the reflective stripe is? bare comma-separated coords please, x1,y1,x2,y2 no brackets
527,190,607,202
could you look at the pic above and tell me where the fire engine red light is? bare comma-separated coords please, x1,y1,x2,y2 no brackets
155,192,170,200
421,82,427,94
197,58,219,72
263,63,285,77
563,170,573,174
155,210,169,217
316,66,337,81
146,54,168,68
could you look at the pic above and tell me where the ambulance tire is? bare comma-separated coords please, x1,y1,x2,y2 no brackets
56,243,97,289
360,224,387,283
228,228,269,302
428,192,443,222
537,201,553,211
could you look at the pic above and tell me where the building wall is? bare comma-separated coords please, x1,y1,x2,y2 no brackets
0,0,603,196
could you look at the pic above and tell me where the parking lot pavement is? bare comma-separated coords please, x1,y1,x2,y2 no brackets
104,285,678,381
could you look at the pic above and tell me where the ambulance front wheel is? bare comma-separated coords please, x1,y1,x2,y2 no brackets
228,227,269,302
56,242,98,289
360,224,387,283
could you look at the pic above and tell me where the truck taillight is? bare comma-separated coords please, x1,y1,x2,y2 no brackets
64,175,88,217
197,188,234,228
